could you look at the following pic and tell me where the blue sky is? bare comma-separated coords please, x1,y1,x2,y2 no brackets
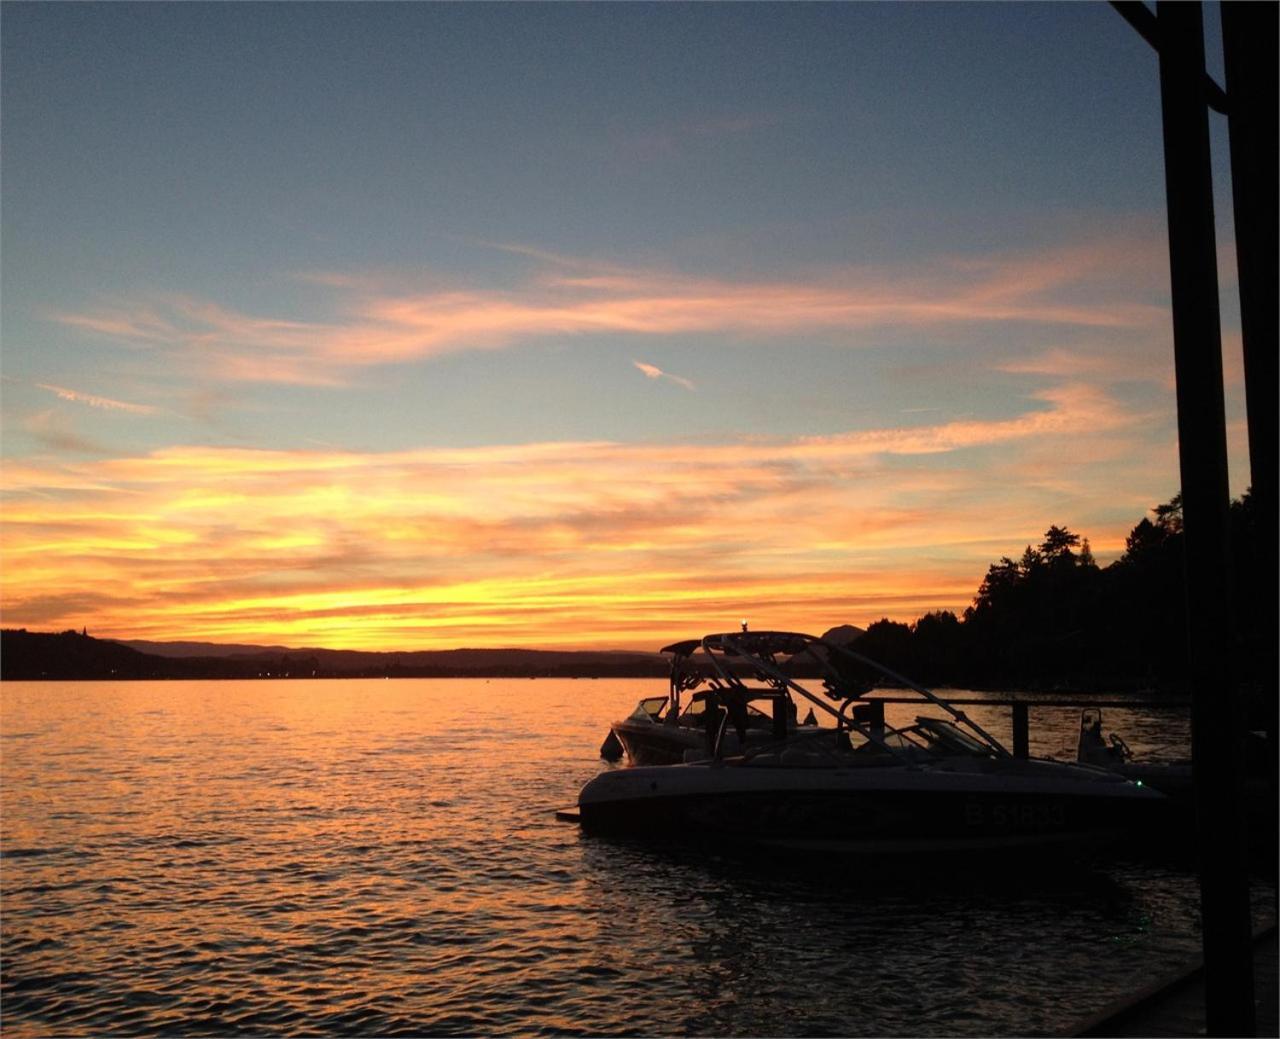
0,2,1250,648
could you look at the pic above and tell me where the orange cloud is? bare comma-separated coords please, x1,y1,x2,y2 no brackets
0,383,1171,649
52,233,1169,386
995,347,1172,384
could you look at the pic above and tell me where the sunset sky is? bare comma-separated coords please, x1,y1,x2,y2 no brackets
1,3,1251,651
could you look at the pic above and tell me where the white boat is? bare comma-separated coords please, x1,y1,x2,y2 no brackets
580,630,1167,854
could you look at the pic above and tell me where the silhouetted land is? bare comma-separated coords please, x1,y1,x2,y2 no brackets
0,632,669,680
2,492,1267,699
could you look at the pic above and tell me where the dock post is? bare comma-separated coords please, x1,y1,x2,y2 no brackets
869,700,884,743
1154,3,1255,1033
1011,702,1029,759
1221,0,1279,803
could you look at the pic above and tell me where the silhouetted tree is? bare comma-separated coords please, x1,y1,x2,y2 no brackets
1154,493,1184,534
910,610,963,686
855,618,914,679
967,557,1022,619
1124,517,1165,558
1078,538,1096,569
956,523,1109,687
850,490,1254,695
1041,525,1078,556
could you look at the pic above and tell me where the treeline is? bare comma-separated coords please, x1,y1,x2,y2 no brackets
850,489,1267,695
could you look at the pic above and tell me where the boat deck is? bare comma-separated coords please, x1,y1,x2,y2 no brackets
1069,923,1277,1037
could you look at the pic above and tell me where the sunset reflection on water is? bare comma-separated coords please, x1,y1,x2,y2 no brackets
0,679,1266,1036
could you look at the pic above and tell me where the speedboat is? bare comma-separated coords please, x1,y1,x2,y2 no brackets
579,630,1166,854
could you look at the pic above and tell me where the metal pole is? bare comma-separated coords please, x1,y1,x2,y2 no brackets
1154,3,1255,1034
869,699,884,745
1222,2,1279,510
1111,2,1230,113
1221,2,1279,784
1011,702,1029,760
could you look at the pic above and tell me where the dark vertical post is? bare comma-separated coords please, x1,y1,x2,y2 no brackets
1222,2,1278,508
1155,3,1255,1034
1011,702,1029,759
1221,0,1279,775
869,700,884,743
772,694,788,741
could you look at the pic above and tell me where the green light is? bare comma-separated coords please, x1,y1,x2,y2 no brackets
1136,780,1144,787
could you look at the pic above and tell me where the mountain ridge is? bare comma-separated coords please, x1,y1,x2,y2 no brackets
0,629,670,680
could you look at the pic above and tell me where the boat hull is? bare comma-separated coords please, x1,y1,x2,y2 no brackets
578,761,1166,854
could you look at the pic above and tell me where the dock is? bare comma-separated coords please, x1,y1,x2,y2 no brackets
1069,922,1277,1037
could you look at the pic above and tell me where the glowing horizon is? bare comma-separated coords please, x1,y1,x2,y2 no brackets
0,4,1250,653
0,384,1191,651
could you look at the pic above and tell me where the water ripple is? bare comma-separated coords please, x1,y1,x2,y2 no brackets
1,678,1271,1037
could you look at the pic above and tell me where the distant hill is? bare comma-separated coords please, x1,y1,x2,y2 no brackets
118,639,294,658
1,627,878,682
118,639,665,674
0,629,669,680
0,630,259,680
820,624,866,645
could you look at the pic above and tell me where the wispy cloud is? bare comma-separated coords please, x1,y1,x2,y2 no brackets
19,410,111,455
1,382,1171,648
51,231,1169,387
633,360,695,391
994,346,1174,385
36,383,159,415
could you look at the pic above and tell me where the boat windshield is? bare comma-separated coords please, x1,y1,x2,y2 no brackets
735,727,928,768
879,729,926,752
629,697,668,723
677,693,774,724
910,717,993,757
733,719,994,769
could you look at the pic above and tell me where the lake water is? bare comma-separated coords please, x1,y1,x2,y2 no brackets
1,679,1273,1036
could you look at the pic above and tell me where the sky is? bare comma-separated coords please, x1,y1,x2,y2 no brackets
0,2,1252,651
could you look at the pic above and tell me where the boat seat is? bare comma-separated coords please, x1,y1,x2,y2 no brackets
779,746,831,768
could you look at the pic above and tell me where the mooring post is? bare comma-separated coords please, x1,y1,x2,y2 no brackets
1011,702,1029,759
869,699,884,743
1222,1,1278,523
1155,3,1255,1033
1221,0,1279,793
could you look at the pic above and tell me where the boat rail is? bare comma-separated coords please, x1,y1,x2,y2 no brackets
662,629,1191,765
682,630,1011,766
858,694,1190,759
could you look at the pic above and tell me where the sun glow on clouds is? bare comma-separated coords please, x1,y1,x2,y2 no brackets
1,382,1158,649
9,227,1191,649
51,233,1169,387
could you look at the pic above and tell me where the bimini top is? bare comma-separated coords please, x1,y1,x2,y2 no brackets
660,630,815,659
656,629,1011,762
